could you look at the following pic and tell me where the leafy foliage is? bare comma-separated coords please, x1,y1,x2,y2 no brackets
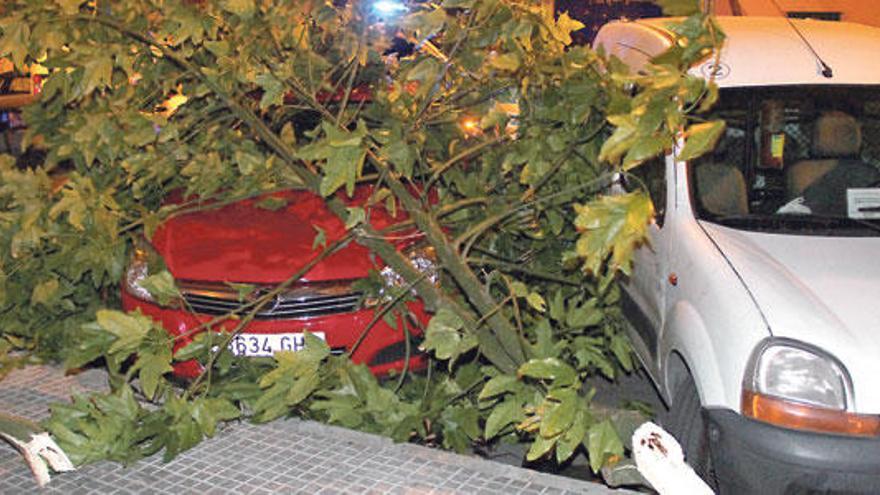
0,0,723,480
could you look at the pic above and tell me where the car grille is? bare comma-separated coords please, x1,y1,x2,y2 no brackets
177,280,363,320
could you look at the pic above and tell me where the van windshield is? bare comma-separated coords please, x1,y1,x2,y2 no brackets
690,86,880,236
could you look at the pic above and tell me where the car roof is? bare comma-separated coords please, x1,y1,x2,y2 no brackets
595,16,880,87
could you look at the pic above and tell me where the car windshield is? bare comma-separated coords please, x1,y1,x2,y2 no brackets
690,86,880,236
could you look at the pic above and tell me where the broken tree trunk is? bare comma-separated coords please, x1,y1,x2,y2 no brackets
0,412,75,487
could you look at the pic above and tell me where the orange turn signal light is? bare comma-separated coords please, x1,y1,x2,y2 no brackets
742,390,880,437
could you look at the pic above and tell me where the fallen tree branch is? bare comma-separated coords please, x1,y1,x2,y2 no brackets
0,412,75,487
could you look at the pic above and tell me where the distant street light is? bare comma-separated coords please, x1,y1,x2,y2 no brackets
373,0,407,17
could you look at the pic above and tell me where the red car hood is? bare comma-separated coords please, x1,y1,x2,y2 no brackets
151,187,404,284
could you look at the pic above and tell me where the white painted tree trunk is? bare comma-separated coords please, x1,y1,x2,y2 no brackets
632,422,714,495
0,412,75,487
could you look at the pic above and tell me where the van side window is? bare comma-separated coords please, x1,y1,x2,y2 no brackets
626,155,666,226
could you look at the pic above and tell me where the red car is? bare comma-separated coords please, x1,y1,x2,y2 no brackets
121,186,434,378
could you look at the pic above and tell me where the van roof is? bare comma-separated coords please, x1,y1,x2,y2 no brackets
594,16,880,87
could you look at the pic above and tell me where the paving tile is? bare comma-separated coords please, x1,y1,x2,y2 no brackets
0,365,627,495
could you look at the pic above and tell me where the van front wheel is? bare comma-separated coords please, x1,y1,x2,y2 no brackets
664,373,716,487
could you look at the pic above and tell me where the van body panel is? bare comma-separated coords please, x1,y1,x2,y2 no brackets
701,223,880,413
607,17,880,87
592,22,672,73
661,210,768,410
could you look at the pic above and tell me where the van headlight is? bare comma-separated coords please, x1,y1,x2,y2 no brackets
124,239,163,304
742,338,879,436
380,244,439,289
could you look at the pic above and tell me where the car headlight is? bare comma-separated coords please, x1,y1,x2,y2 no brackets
124,239,162,304
380,244,439,290
742,338,879,436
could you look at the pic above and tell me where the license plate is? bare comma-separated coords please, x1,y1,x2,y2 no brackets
227,332,326,357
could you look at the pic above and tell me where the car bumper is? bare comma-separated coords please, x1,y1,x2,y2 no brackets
121,291,428,378
705,408,880,494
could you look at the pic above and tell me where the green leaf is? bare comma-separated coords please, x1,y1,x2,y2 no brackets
556,409,588,463
540,388,578,438
517,358,577,387
420,307,476,363
280,122,296,145
55,0,84,15
440,406,481,452
30,278,59,307
550,12,585,46
286,370,321,406
312,226,327,250
77,55,114,99
655,0,701,16
586,419,624,473
322,144,366,197
526,292,546,312
191,398,218,438
173,333,212,362
63,322,116,370
255,196,288,211
222,0,255,17
383,139,416,179
478,374,519,401
96,310,152,355
312,225,327,250
162,395,203,462
167,5,206,45
400,9,447,40
43,386,143,465
598,115,637,165
234,150,263,175
622,136,666,170
510,281,528,298
441,0,474,7
566,299,602,328
678,120,725,161
573,336,615,378
225,282,257,301
297,122,368,197
529,319,562,360
140,271,180,307
484,397,523,439
344,206,365,230
526,433,556,461
573,192,654,275
0,20,30,68
48,186,88,230
610,333,633,372
490,53,521,72
549,290,565,323
133,347,173,400
256,73,283,109
321,147,366,197
404,58,441,98
302,331,331,361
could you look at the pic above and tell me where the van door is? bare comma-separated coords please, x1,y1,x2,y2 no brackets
620,154,671,378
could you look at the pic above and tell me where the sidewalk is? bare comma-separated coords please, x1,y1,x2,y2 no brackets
0,365,630,494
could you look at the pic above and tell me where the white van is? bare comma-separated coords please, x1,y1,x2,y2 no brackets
595,17,880,493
